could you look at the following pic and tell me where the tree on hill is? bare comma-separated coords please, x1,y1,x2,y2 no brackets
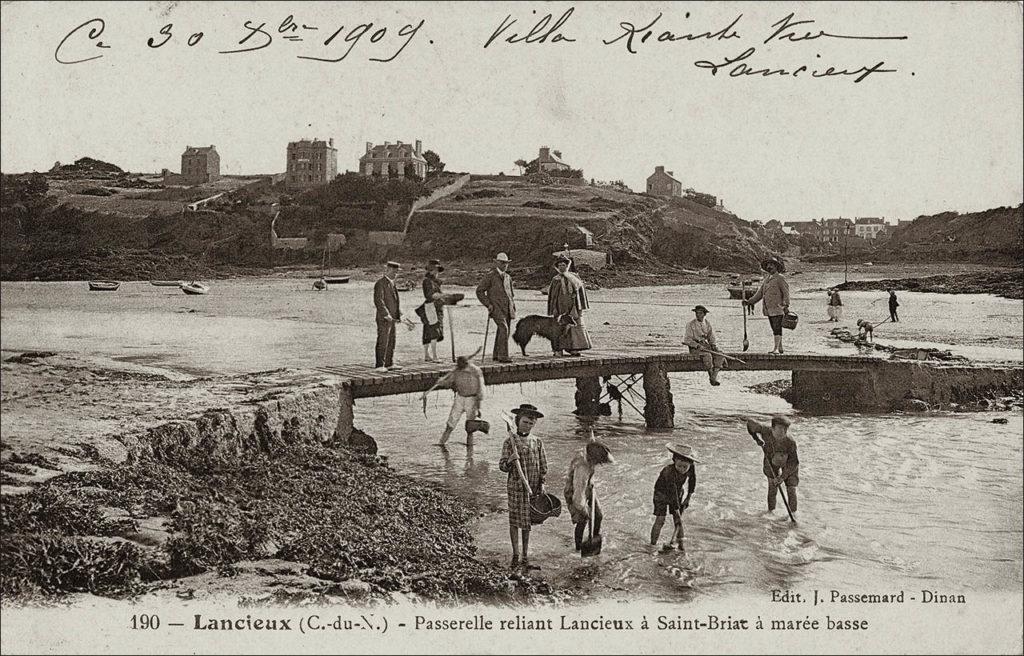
514,159,528,175
423,150,445,177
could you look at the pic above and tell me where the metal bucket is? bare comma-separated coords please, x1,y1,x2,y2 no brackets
465,419,490,434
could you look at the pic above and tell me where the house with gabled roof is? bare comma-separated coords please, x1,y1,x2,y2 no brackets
646,166,682,198
535,146,571,172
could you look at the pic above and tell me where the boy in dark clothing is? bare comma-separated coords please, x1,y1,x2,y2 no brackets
888,290,900,322
650,444,699,551
746,416,799,513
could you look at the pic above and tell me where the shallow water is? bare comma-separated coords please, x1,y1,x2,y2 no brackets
1,276,1021,602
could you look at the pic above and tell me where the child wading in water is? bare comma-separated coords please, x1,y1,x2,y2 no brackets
563,436,614,552
650,444,699,552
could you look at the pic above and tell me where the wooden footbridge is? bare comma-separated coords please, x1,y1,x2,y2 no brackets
319,349,1022,440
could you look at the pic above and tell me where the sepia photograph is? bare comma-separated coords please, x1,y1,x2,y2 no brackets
1,1,1022,653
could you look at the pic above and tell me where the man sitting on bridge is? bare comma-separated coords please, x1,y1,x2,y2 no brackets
683,305,726,386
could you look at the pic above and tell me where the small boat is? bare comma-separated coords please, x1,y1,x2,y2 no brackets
180,281,209,295
150,280,184,287
312,278,328,291
325,276,350,285
88,281,120,292
727,280,760,299
395,279,416,292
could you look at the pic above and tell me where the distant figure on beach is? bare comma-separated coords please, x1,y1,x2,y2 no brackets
421,350,485,446
746,416,799,514
856,319,875,342
888,289,900,322
563,437,613,552
744,256,790,355
419,259,445,363
476,252,516,363
650,444,699,552
499,404,547,571
827,289,843,322
547,255,592,357
683,305,725,386
373,261,403,373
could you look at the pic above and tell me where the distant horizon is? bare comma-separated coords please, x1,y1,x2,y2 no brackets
2,2,1021,225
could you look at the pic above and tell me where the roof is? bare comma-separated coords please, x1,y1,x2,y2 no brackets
538,149,567,165
647,169,681,184
288,140,335,150
573,225,594,236
360,143,426,162
183,146,217,156
855,217,884,224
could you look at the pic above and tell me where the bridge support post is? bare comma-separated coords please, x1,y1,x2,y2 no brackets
574,376,602,417
335,385,354,443
643,363,674,429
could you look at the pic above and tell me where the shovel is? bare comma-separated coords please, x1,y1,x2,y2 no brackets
580,485,602,557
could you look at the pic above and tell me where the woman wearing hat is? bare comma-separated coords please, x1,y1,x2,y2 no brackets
498,404,548,570
650,444,699,552
744,256,791,354
547,255,592,356
420,259,445,362
827,289,843,322
563,435,613,552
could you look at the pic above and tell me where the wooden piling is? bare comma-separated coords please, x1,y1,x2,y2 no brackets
643,362,674,429
574,376,602,417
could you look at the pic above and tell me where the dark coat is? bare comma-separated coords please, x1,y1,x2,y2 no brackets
476,268,516,319
373,276,401,321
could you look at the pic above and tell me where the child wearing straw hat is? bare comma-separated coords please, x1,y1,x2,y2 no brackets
650,444,699,552
746,416,799,514
498,403,548,570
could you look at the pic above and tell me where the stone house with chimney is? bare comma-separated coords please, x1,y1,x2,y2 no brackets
646,166,682,197
854,216,887,240
534,146,570,172
180,145,220,185
286,138,338,187
359,140,427,178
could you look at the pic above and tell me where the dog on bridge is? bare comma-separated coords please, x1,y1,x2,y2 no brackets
512,314,577,356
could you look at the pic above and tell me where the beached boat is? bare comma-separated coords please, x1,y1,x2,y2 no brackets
325,276,350,285
150,280,184,287
180,281,209,295
88,281,120,292
727,278,761,299
395,279,416,292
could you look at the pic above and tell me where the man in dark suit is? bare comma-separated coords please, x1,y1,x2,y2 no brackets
476,252,516,363
374,261,403,372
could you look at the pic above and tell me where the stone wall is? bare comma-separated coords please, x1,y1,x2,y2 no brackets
790,363,1023,412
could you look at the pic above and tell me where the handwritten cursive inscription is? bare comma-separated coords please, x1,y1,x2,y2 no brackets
484,7,577,48
602,13,742,54
54,18,110,65
764,13,908,44
694,47,897,83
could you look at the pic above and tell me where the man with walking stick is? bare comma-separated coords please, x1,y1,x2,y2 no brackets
476,252,516,363
745,416,799,520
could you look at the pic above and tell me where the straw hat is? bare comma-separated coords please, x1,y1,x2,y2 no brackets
495,252,510,262
666,443,701,462
510,403,543,419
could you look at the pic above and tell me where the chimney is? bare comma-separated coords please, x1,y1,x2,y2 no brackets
539,146,550,159
384,141,390,148
210,145,214,149
397,140,403,146
415,140,422,155
366,142,372,154
655,165,664,173
329,138,334,147
667,171,674,176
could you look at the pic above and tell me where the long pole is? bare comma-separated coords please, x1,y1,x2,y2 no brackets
844,227,849,283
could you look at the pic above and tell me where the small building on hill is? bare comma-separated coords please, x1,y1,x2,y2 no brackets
854,216,887,240
181,146,220,185
287,138,338,188
646,166,682,197
535,146,571,172
359,140,428,178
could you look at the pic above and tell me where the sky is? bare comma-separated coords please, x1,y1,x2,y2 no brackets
1,1,1022,223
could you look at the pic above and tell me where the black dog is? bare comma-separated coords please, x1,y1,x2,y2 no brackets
512,314,577,356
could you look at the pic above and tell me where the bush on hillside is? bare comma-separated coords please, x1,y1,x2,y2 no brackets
298,173,427,210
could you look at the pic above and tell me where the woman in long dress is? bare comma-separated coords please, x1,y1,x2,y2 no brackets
420,259,445,362
546,255,592,356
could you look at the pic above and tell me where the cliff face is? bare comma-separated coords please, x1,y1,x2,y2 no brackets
880,204,1023,264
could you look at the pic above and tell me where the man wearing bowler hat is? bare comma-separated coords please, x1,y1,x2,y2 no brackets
476,252,516,363
683,305,726,386
373,261,403,373
498,403,548,570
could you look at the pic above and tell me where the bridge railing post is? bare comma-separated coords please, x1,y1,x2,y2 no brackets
643,362,674,429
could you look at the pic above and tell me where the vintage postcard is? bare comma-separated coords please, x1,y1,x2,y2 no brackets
1,1,1021,654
